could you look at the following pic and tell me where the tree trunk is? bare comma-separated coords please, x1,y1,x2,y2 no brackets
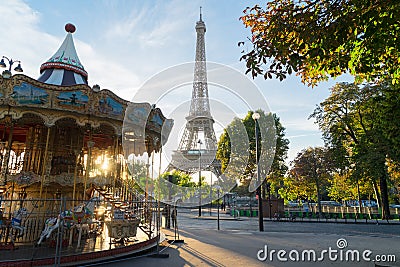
379,175,390,220
315,177,322,217
356,177,362,214
372,179,381,209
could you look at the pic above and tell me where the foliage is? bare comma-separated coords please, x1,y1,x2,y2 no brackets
310,82,400,218
160,170,197,188
327,172,374,202
280,147,331,208
216,111,289,195
240,0,400,86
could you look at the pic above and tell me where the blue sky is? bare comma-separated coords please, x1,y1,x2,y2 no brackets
0,0,352,163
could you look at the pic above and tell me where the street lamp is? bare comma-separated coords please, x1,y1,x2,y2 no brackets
215,185,221,230
209,172,212,216
0,56,23,78
198,139,202,217
252,112,264,232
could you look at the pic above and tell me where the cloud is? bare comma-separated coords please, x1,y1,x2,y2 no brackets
0,0,141,101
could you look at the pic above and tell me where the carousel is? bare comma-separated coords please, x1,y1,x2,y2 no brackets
0,23,171,263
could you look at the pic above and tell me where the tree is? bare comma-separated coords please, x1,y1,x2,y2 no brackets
239,0,400,86
283,147,332,215
160,170,197,188
310,82,399,218
265,114,289,196
216,111,289,195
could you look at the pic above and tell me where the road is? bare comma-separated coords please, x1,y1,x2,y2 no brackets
89,208,400,267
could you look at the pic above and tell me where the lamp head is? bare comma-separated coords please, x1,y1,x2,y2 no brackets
2,70,11,79
252,112,260,120
14,63,23,72
0,59,5,68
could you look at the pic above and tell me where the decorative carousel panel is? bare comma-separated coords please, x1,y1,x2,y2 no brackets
122,103,152,156
125,102,151,128
92,90,127,120
105,218,140,239
148,110,164,130
9,172,40,186
11,82,50,107
53,172,82,186
55,90,88,112
0,75,14,98
98,96,124,117
92,176,112,187
161,118,174,146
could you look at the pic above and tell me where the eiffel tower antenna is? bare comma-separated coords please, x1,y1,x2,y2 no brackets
169,9,221,175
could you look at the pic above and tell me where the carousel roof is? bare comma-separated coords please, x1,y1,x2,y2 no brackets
38,23,88,86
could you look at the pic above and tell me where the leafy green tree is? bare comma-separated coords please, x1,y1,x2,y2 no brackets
216,111,289,195
160,170,197,188
266,114,289,196
310,82,399,218
328,171,375,204
283,147,331,215
279,171,317,202
239,0,400,86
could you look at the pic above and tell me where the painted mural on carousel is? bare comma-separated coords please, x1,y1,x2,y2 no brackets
11,82,49,105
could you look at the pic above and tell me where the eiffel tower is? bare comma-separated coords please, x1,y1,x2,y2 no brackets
169,10,221,176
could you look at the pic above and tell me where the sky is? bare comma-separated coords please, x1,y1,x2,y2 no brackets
0,0,352,164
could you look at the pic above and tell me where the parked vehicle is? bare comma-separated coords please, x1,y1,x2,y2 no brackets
287,201,299,207
320,201,342,207
346,200,377,207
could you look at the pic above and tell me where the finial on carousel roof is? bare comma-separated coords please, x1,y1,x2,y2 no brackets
200,6,202,21
38,23,88,86
65,23,76,33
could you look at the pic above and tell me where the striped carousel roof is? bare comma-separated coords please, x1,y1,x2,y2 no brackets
38,23,88,86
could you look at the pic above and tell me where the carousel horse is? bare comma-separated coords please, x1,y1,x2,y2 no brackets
11,207,28,238
37,197,99,245
0,207,28,240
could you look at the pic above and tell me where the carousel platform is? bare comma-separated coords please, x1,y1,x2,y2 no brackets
0,225,163,267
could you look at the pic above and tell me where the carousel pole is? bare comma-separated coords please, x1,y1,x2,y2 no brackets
1,120,13,184
148,150,154,237
113,136,118,198
149,145,168,258
72,150,80,207
3,118,14,245
39,127,51,199
157,146,162,246
84,130,93,198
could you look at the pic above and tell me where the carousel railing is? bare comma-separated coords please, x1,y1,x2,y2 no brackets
0,194,158,247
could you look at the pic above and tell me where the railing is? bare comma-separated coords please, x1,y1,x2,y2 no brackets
0,195,158,246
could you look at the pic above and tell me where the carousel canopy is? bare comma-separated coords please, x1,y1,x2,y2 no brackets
38,23,88,86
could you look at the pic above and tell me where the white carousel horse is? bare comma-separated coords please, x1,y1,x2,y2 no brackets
0,207,28,241
11,207,28,238
37,197,99,245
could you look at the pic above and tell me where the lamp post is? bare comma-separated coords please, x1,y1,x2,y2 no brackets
215,185,221,230
0,56,23,78
252,112,264,232
209,172,212,216
198,139,202,217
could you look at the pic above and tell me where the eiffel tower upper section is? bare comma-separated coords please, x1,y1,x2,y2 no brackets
170,10,220,174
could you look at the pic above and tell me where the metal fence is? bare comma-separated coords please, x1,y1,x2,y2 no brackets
0,195,159,265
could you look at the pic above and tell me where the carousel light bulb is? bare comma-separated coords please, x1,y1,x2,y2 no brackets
101,159,109,171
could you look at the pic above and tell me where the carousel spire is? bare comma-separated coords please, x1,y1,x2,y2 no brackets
38,23,88,86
